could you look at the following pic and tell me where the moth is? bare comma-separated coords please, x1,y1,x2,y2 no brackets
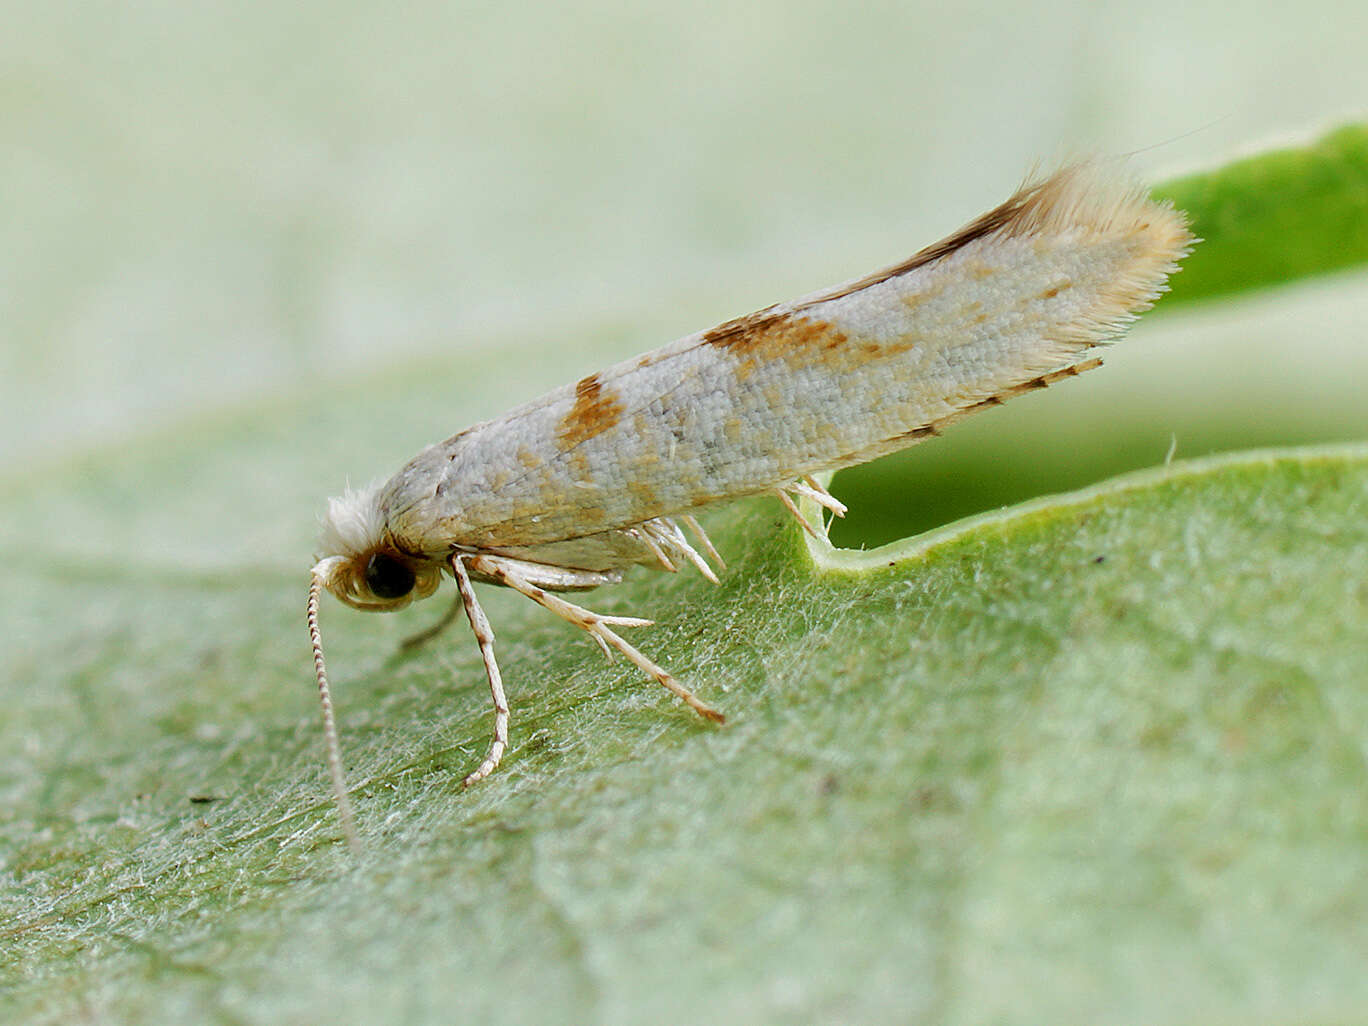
309,163,1193,845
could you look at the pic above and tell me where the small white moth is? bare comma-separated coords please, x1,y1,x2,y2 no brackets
309,163,1193,845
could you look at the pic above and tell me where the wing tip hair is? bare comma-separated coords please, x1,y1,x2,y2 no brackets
1011,161,1196,291
1003,161,1175,238
1026,162,1197,347
822,160,1195,306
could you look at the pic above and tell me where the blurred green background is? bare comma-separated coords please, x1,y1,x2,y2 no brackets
4,0,1365,521
4,2,1368,1023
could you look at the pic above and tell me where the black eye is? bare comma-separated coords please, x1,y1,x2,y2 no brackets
364,551,416,600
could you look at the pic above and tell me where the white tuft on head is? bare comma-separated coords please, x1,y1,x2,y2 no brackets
312,481,444,612
317,483,387,561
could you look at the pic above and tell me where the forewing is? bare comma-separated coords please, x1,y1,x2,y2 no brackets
382,163,1192,553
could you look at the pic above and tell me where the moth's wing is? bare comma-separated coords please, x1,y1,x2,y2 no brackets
383,163,1192,554
478,529,663,578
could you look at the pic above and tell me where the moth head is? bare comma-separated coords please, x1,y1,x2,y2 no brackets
311,484,443,611
308,483,448,852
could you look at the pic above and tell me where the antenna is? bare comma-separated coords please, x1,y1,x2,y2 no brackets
309,565,361,853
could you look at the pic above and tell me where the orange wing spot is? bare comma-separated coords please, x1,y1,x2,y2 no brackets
1040,280,1072,299
558,373,625,446
516,446,543,469
701,305,784,351
703,309,848,365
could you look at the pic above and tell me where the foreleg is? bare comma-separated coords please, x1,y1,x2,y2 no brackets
464,552,724,724
450,554,511,786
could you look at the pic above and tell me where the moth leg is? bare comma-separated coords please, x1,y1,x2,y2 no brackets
796,475,848,518
641,518,721,584
680,514,726,571
450,554,510,786
626,524,678,573
776,477,848,539
465,553,726,724
774,488,825,540
400,590,464,650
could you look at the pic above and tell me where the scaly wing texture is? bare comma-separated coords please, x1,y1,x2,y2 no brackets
383,164,1193,554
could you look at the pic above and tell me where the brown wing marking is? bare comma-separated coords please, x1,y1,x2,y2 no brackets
703,308,847,356
810,172,1072,306
880,357,1105,450
557,372,626,446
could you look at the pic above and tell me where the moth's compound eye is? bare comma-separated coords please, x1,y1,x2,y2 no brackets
365,551,415,600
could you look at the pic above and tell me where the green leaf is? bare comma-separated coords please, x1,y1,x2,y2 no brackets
5,121,1368,1023
1156,123,1368,306
6,339,1368,1026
